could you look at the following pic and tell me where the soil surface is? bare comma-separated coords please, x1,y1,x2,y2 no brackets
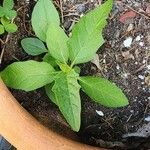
0,0,150,149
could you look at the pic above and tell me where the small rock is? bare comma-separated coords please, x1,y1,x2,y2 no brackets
96,110,104,117
135,35,141,41
130,110,134,113
123,37,133,48
127,24,134,32
143,59,146,64
122,73,128,78
145,116,150,122
139,42,144,47
80,13,84,17
138,75,145,80
116,64,120,70
145,76,150,87
147,65,150,70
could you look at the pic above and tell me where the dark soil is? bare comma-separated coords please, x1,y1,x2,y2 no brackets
0,0,150,149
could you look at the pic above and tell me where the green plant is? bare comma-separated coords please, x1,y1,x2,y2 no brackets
1,0,129,131
0,0,17,34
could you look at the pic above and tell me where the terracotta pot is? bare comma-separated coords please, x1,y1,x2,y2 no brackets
0,79,103,150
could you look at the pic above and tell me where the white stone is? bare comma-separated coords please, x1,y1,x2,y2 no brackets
143,60,146,64
138,75,145,80
130,110,134,113
147,65,150,70
123,73,128,78
145,116,150,122
123,37,133,48
139,42,144,47
80,13,84,17
116,64,120,70
135,35,141,41
96,110,104,117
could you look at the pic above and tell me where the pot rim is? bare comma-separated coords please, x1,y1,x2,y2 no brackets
0,79,103,150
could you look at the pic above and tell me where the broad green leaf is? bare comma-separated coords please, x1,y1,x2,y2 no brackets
3,0,14,10
79,76,129,107
5,23,17,33
43,53,58,67
0,7,5,17
1,60,56,91
21,38,48,56
0,24,4,34
68,0,113,65
46,24,69,63
1,17,10,25
5,10,17,19
52,70,81,131
45,83,58,105
32,0,60,41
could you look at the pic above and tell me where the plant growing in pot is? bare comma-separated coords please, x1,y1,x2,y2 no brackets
1,0,128,132
0,0,131,149
0,0,17,35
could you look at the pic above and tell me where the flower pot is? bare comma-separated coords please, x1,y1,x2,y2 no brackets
0,78,103,150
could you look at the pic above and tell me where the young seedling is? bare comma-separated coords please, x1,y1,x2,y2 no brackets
0,0,17,35
1,0,129,132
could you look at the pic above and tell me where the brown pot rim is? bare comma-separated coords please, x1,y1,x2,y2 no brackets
0,79,103,150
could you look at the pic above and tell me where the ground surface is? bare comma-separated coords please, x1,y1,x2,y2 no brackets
0,0,150,149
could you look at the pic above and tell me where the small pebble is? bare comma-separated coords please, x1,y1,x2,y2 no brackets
123,37,133,48
80,13,84,17
147,65,150,70
135,35,141,41
116,64,120,70
145,116,150,122
127,24,134,32
130,110,134,113
96,110,104,117
143,60,146,64
139,42,144,46
123,73,128,78
138,75,145,80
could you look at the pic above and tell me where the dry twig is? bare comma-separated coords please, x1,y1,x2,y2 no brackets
125,4,150,20
0,34,10,64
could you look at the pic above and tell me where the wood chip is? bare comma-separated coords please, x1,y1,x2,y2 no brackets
145,75,150,87
119,11,136,24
